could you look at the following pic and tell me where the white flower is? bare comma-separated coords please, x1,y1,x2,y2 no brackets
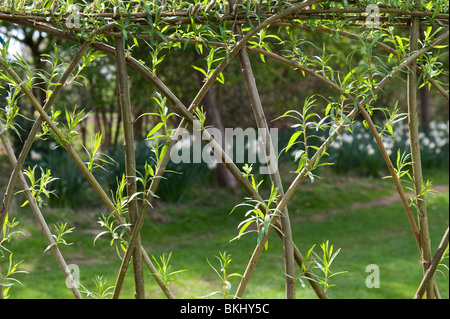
330,142,340,149
342,134,353,144
31,150,42,161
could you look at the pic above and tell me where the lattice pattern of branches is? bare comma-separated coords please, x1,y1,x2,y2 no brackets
0,0,449,299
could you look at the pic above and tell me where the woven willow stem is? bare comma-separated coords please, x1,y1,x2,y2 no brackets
414,227,449,299
0,40,92,227
113,37,145,299
408,9,435,299
0,57,174,299
0,125,82,299
234,24,296,298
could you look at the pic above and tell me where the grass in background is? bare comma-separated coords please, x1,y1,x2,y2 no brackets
1,165,448,299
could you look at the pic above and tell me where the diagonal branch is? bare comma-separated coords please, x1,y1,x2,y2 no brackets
234,24,296,299
414,227,449,299
233,31,449,298
0,123,82,299
0,40,92,225
0,57,175,299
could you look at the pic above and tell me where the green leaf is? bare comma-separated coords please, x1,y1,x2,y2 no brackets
146,122,164,140
191,65,208,77
263,214,271,235
286,131,302,152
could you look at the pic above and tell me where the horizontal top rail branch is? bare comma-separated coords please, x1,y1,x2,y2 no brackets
0,1,448,33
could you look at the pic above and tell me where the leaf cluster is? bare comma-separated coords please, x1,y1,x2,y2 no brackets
151,252,187,288
44,222,75,253
297,240,347,293
18,165,58,208
200,251,242,299
230,180,282,250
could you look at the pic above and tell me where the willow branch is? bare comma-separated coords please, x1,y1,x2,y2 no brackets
0,40,91,230
234,32,450,298
0,56,174,299
235,23,296,299
113,37,145,299
0,124,82,299
414,227,449,299
408,10,435,299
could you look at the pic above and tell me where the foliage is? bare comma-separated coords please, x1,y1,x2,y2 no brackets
0,0,448,300
18,165,58,208
298,240,347,293
80,275,114,299
230,181,283,251
200,251,242,299
44,222,75,253
276,95,332,181
151,252,187,288
0,214,26,299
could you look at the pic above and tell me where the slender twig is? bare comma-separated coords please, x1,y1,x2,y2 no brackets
414,227,449,299
408,9,435,299
3,11,447,103
0,56,175,299
0,40,92,227
188,0,323,111
234,31,449,298
234,23,296,299
0,124,82,299
113,37,145,299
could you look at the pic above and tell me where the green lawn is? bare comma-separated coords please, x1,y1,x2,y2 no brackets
1,166,449,299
